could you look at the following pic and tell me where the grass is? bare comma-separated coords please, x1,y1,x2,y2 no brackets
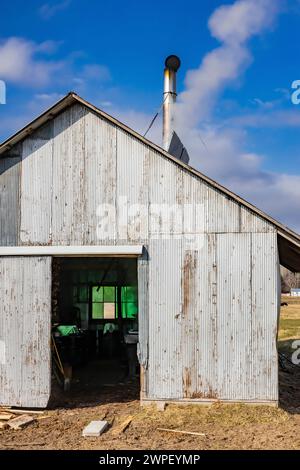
279,295,300,342
278,295,300,362
135,403,289,429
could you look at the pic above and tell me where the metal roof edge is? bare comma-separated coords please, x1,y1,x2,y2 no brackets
1,91,300,245
0,92,77,154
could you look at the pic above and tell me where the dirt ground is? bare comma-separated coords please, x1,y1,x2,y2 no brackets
0,297,299,450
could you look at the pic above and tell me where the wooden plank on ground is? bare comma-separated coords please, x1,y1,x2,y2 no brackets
3,409,44,415
111,416,133,436
157,428,205,437
0,413,14,420
8,415,35,430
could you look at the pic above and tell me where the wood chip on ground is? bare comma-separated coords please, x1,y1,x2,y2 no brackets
111,416,133,436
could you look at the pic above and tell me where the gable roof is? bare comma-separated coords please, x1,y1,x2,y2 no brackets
1,92,300,271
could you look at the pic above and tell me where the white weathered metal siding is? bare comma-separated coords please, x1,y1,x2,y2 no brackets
21,137,53,244
0,156,21,245
148,238,183,399
0,257,51,407
181,234,218,399
116,131,149,244
250,233,279,400
0,102,279,404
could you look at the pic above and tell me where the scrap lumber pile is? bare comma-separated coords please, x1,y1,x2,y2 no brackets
0,407,43,431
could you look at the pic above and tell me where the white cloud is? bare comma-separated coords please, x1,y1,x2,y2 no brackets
0,37,65,86
227,109,300,128
176,0,280,129
99,101,113,108
39,0,71,20
167,0,300,233
208,0,278,44
34,92,65,104
35,40,64,54
0,37,111,91
81,64,111,81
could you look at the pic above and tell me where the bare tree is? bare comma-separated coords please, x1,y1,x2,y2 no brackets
281,268,300,292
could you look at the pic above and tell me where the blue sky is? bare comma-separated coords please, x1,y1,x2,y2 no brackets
1,0,300,231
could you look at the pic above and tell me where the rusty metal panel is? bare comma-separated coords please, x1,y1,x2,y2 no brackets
116,130,149,244
137,248,149,398
251,232,278,401
84,111,117,245
181,234,218,399
0,156,21,245
216,233,278,401
147,237,183,399
0,256,51,408
216,233,252,400
137,249,149,368
20,132,53,244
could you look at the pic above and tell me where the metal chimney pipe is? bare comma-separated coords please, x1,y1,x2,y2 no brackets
163,55,181,151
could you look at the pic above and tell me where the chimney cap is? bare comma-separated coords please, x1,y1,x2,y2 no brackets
165,55,181,72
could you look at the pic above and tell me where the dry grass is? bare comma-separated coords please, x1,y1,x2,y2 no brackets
136,402,289,429
279,295,300,341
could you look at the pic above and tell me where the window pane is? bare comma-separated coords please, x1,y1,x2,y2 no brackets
92,286,103,302
121,286,137,302
104,286,115,302
73,286,78,303
92,303,104,319
79,286,88,302
104,302,115,319
122,302,138,319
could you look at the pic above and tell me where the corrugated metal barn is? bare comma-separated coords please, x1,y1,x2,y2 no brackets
1,92,300,408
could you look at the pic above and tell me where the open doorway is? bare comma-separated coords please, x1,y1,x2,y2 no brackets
51,257,139,402
278,265,300,410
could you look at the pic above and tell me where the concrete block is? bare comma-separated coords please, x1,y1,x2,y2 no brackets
82,420,108,437
156,401,166,411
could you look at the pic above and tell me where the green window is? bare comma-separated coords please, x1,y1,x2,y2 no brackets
73,285,88,303
120,286,138,319
92,286,116,320
91,285,138,320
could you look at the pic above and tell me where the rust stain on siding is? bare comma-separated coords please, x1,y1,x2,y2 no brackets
190,386,218,399
183,367,192,398
182,251,197,317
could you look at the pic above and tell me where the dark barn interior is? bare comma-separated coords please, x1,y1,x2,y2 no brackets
51,257,139,398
